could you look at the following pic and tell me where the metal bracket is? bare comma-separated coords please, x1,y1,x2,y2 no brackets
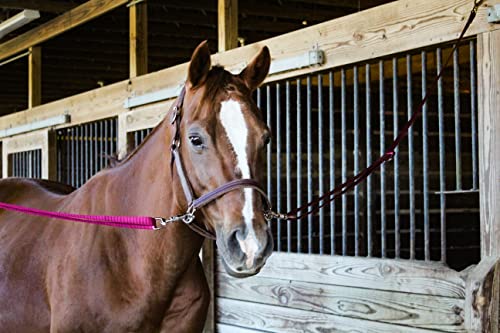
268,48,325,75
487,4,500,23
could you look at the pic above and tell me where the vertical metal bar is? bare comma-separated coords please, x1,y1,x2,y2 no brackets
111,119,116,157
307,75,313,254
99,121,103,171
80,125,85,186
392,57,400,259
57,132,61,181
296,79,302,253
84,124,89,182
366,64,373,257
329,71,335,255
379,60,386,258
341,68,347,256
422,51,430,261
470,40,478,190
89,123,94,177
28,151,32,178
453,47,462,190
66,129,70,184
286,80,292,253
353,66,360,256
266,85,272,229
437,48,447,263
407,54,416,260
75,125,80,187
104,120,109,170
318,74,324,255
94,123,98,175
276,83,282,252
71,128,75,187
135,131,140,148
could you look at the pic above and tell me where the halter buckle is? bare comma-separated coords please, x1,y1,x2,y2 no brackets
264,210,289,221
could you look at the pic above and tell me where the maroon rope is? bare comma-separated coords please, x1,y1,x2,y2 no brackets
286,0,483,220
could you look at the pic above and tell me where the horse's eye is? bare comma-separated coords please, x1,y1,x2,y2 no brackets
189,135,204,148
263,133,271,146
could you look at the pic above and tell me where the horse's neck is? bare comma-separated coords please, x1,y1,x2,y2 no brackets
74,118,204,287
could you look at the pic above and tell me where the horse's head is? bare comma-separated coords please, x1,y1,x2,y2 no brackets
178,41,273,277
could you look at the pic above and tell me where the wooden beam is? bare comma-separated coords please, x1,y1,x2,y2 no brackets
0,0,129,62
477,29,500,258
217,298,436,333
28,46,41,109
218,0,238,51
465,257,500,332
217,252,466,298
0,0,76,13
217,271,466,331
129,0,147,78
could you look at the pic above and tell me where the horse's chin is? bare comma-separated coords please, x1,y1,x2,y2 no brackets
220,256,263,278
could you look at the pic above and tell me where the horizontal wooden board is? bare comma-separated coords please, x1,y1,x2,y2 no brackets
217,272,465,332
0,0,497,133
217,252,467,298
217,298,438,333
217,323,271,333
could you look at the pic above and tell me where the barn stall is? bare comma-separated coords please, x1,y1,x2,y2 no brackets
0,0,499,332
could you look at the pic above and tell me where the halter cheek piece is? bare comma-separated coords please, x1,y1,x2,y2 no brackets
156,86,279,239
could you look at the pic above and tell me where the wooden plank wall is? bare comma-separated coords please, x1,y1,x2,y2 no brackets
216,253,468,332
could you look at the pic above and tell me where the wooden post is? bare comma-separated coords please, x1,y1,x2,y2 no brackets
477,30,500,258
465,257,500,332
28,46,41,109
218,0,238,52
129,0,148,78
44,130,57,181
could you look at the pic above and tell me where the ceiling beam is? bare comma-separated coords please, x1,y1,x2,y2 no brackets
0,0,128,62
0,0,77,13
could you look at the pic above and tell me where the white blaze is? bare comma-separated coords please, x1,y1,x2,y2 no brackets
220,99,258,268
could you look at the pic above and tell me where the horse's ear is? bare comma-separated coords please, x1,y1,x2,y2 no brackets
187,41,211,87
239,46,271,92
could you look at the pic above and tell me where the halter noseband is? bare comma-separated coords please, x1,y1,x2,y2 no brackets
158,86,276,239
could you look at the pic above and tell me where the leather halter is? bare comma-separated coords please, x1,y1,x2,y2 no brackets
163,86,273,239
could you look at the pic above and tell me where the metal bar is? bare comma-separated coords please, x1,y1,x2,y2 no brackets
453,47,462,190
437,48,447,263
366,63,373,257
75,125,80,187
392,57,400,259
71,128,75,187
266,85,272,229
66,129,70,184
353,66,360,256
286,80,292,253
422,51,430,261
276,83,282,252
341,68,347,256
99,121,103,171
307,75,313,254
94,122,98,175
89,123,94,177
104,120,109,171
470,40,478,190
379,60,386,258
407,54,416,260
296,78,302,253
329,71,335,255
84,124,89,182
318,74,324,255
57,131,61,182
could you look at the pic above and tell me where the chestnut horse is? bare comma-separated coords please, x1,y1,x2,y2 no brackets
0,42,273,332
